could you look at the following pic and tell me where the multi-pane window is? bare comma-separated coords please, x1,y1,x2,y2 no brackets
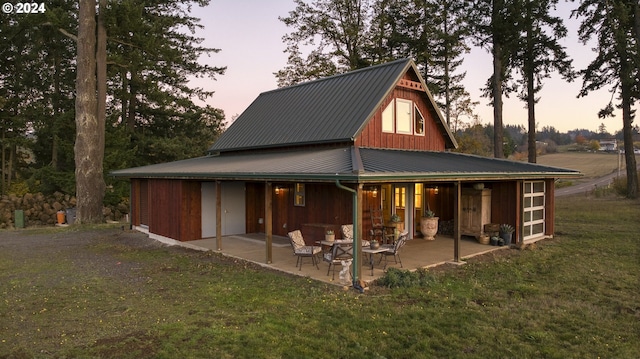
381,99,426,136
523,181,545,240
294,183,305,207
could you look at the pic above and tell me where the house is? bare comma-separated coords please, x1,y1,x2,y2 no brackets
599,140,617,152
112,58,580,282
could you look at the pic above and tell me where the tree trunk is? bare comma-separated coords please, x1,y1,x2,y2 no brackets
492,41,504,159
620,61,638,199
525,6,536,164
97,0,107,143
1,130,5,195
634,2,640,88
74,0,105,224
491,0,504,159
443,6,451,127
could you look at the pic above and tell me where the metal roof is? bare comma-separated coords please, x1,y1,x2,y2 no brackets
112,146,581,181
208,58,456,153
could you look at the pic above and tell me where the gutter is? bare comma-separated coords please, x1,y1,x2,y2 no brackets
335,180,361,291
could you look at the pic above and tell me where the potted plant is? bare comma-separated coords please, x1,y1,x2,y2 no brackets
420,209,439,240
389,213,404,233
325,230,335,242
499,224,514,245
370,239,380,249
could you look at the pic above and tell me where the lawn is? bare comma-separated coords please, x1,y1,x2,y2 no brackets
1,195,639,358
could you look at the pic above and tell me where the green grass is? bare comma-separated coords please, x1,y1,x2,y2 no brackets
1,197,639,358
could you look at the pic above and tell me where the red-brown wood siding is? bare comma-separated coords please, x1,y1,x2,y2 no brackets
147,179,201,241
489,181,520,242
130,179,140,226
245,182,388,244
138,179,149,226
245,183,266,234
356,83,446,151
181,181,202,241
128,179,148,226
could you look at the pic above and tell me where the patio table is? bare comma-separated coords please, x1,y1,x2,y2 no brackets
361,246,389,276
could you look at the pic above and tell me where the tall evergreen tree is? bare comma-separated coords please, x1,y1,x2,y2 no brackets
573,0,639,198
276,0,373,86
105,1,225,135
423,0,473,126
0,2,77,193
472,0,521,158
512,0,574,163
2,0,226,205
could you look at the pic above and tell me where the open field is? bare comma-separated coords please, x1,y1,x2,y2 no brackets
536,152,629,179
1,196,639,358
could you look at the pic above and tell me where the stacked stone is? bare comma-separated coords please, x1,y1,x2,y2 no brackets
0,192,128,228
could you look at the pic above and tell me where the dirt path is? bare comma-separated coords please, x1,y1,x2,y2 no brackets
555,164,640,197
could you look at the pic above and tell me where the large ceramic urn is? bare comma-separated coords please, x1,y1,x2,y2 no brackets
420,217,439,240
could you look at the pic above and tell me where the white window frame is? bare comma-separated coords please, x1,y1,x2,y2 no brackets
414,105,425,136
382,100,395,133
395,99,413,134
523,181,545,241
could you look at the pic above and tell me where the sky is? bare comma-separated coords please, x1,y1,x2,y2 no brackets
192,0,627,134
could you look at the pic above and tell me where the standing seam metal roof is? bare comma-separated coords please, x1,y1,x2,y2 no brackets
208,58,415,152
111,146,580,181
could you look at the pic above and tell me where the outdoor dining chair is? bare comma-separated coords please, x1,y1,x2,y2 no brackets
341,224,371,247
378,231,409,269
323,241,354,281
287,230,322,271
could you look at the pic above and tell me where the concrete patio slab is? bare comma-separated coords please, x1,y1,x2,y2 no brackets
182,233,510,286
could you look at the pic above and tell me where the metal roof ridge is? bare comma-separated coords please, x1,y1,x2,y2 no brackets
257,58,413,97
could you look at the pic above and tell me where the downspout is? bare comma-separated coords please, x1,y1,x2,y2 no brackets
335,180,360,288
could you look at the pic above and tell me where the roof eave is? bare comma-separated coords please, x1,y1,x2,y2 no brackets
111,171,580,182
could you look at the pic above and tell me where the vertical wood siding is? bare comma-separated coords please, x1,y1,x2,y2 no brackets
147,179,201,241
489,181,520,241
356,86,446,151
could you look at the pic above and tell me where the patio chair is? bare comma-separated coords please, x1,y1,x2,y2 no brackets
287,230,322,271
369,207,395,244
341,224,370,247
323,241,353,280
378,231,409,269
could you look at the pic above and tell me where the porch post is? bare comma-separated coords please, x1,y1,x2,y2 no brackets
355,184,364,280
265,182,273,263
335,180,360,286
216,181,222,251
454,181,461,262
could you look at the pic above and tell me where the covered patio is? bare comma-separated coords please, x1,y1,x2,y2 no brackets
182,233,510,285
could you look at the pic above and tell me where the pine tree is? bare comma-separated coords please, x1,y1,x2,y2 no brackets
512,0,574,163
471,0,522,158
573,0,639,198
276,0,373,86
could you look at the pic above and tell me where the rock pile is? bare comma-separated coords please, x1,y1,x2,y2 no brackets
0,192,128,229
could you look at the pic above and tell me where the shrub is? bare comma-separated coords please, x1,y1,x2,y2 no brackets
376,267,435,288
612,170,640,197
